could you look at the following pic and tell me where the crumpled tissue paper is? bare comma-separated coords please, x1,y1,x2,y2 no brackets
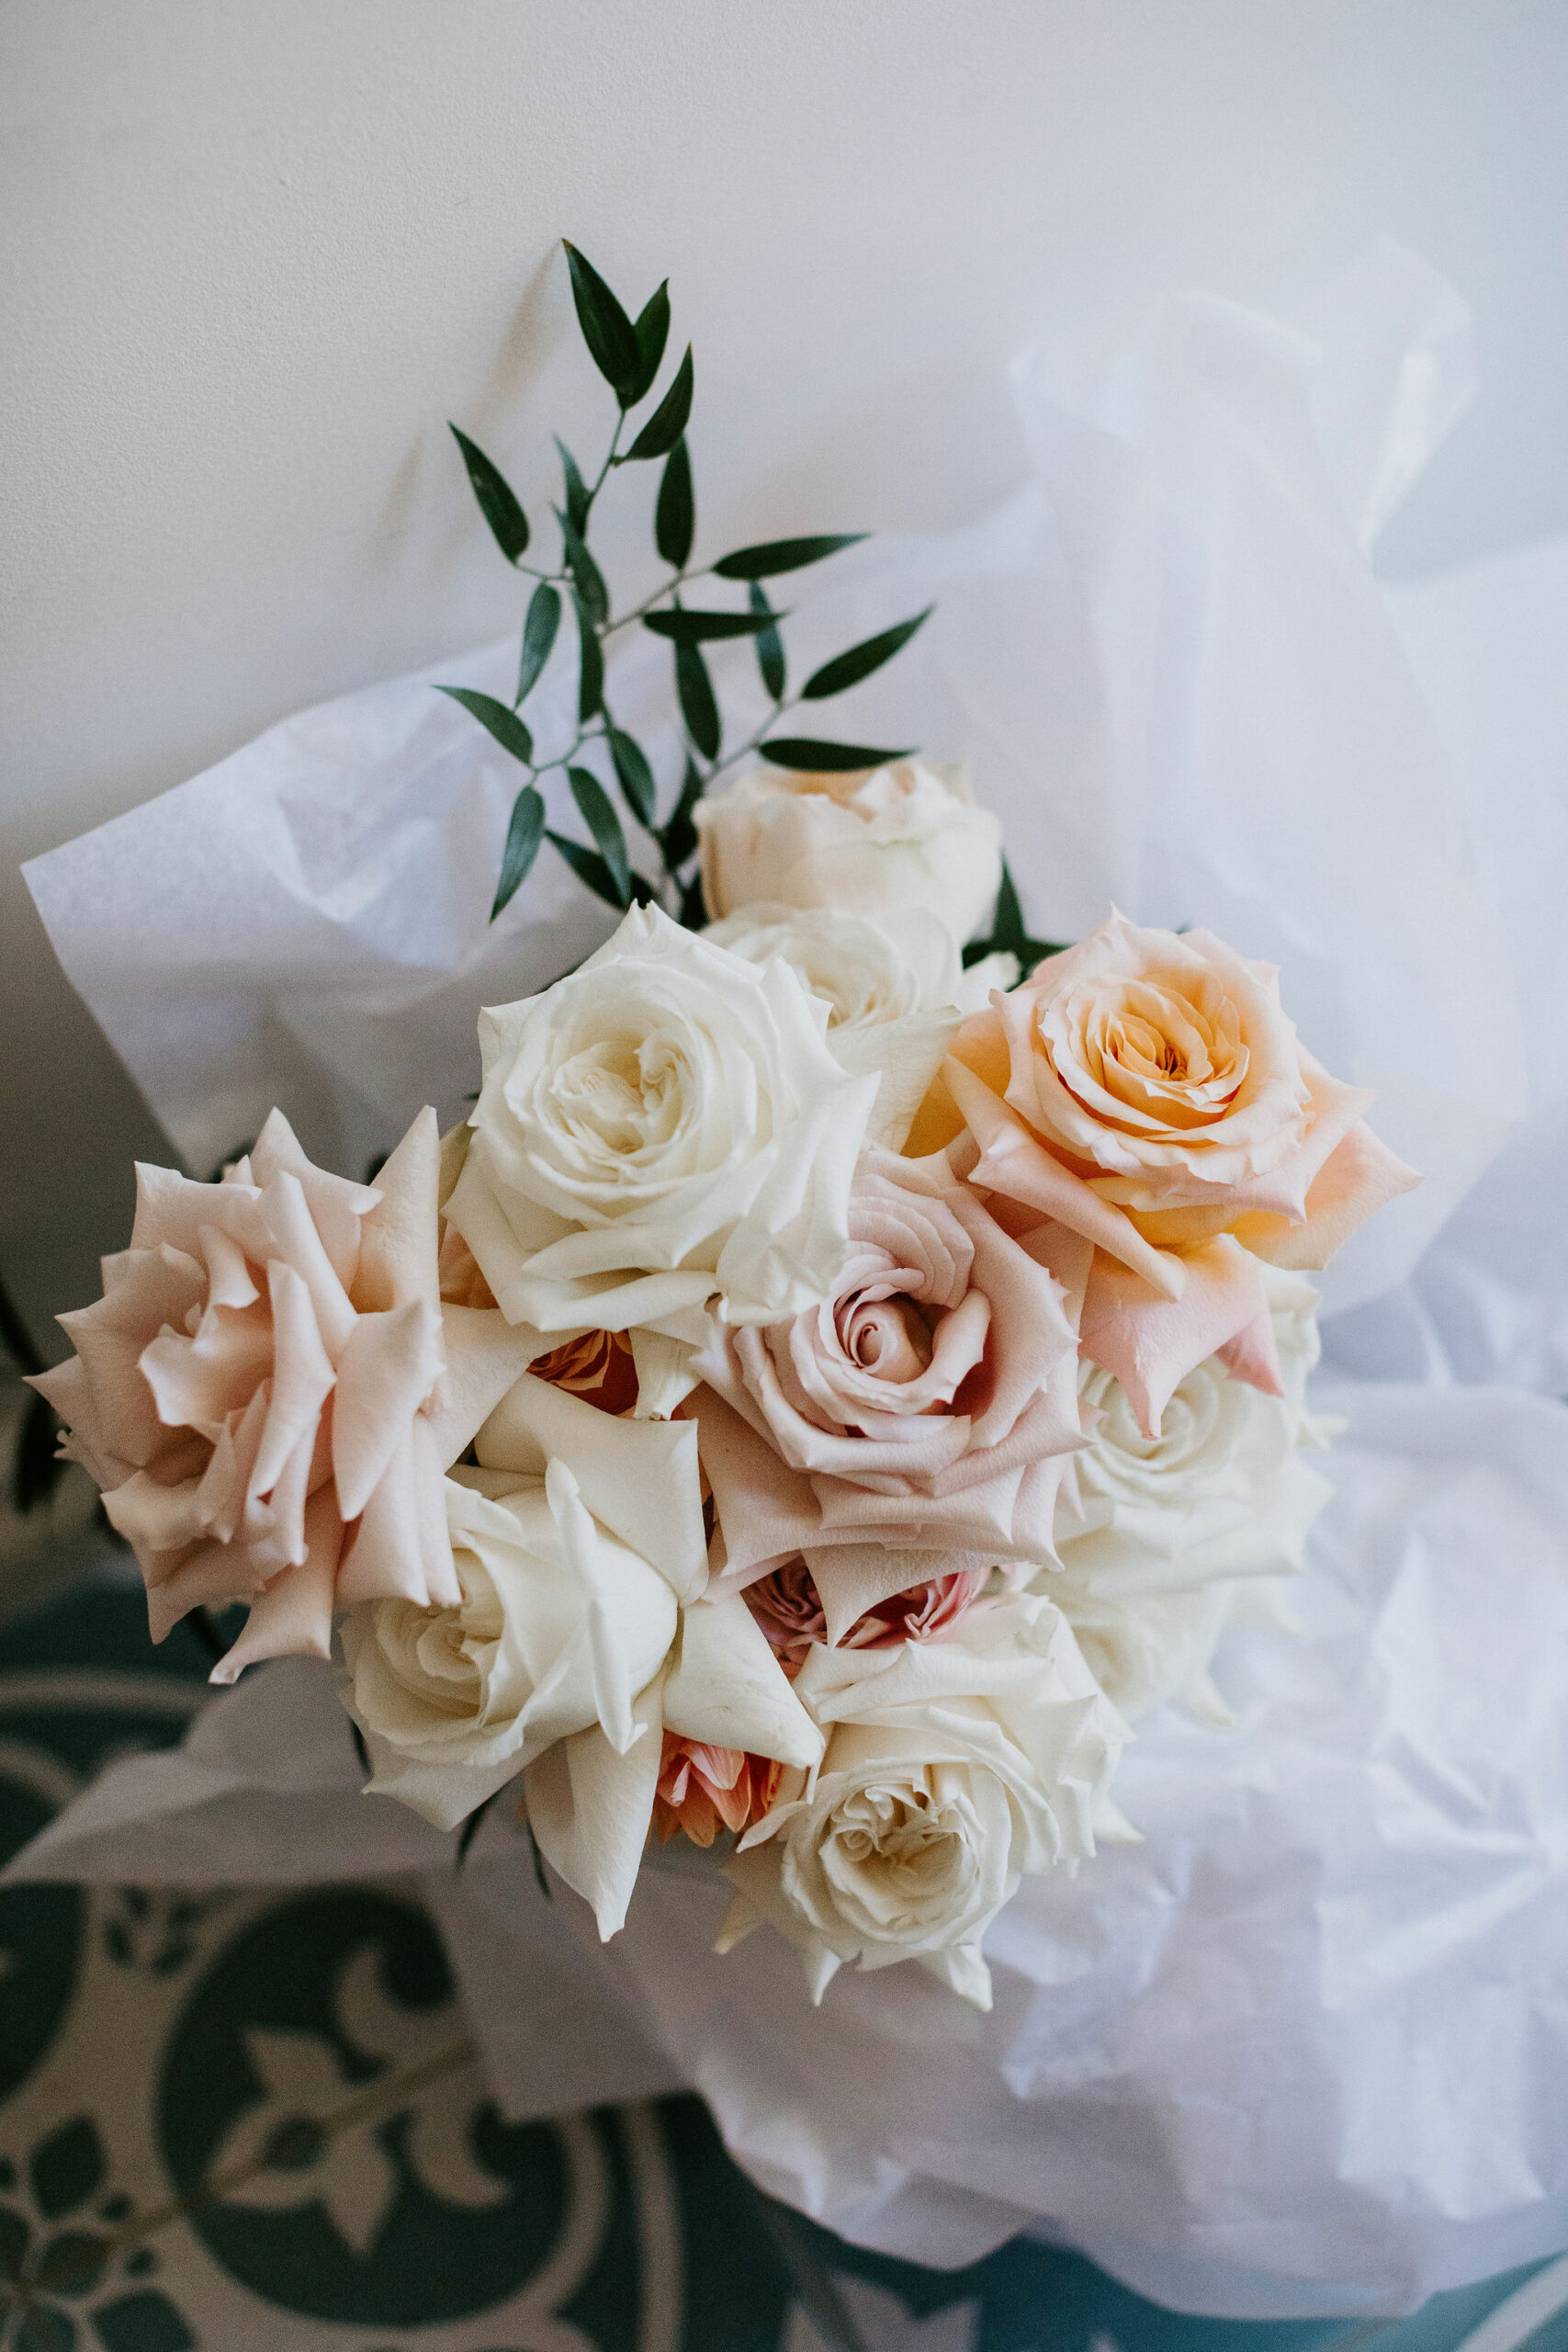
17,243,1568,2319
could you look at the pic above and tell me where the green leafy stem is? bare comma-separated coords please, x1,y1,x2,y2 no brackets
440,242,933,923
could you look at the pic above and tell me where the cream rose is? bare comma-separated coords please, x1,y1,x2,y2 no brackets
341,1370,821,1935
709,893,1024,1152
1047,1267,1332,1720
691,1143,1085,1612
29,1107,533,1683
942,911,1418,1430
341,1461,679,1831
718,1593,1127,2008
702,902,1012,1153
444,905,881,1356
703,902,1018,1031
695,760,1004,952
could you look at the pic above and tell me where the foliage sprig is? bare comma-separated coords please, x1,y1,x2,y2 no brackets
441,243,932,922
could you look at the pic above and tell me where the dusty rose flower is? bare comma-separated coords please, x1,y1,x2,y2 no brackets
691,1144,1084,1626
30,1109,532,1682
651,1735,784,1847
744,1556,829,1668
941,911,1419,1431
747,1555,987,1670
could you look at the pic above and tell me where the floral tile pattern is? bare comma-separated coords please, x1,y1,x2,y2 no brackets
0,1577,1562,2352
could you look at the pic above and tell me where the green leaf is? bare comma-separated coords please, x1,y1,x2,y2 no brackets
573,591,604,720
675,640,720,759
555,435,590,534
456,1791,498,1867
645,606,781,644
568,766,631,899
526,1817,553,1899
491,786,547,919
515,582,561,707
608,726,658,828
562,241,642,403
712,533,867,580
678,868,709,929
629,279,671,405
760,737,915,773
436,685,534,765
449,425,530,562
624,345,694,461
547,827,632,911
962,855,1067,973
801,605,933,700
558,507,608,624
656,437,694,568
750,582,786,701
990,858,1028,959
659,752,705,868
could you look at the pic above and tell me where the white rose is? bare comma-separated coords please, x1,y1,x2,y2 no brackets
342,1371,820,1935
444,904,881,1345
701,901,1012,1152
718,1594,1127,2009
1047,1270,1332,1720
703,902,1015,1030
695,760,1004,953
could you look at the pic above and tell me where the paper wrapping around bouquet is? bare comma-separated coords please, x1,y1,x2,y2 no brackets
11,1375,1568,2321
17,242,1568,2320
22,242,1530,1323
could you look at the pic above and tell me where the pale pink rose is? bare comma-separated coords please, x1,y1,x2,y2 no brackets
746,1554,988,1670
31,1109,534,1681
690,1145,1084,1628
942,911,1419,1432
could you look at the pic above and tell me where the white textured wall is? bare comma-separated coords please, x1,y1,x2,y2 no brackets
4,0,1568,1347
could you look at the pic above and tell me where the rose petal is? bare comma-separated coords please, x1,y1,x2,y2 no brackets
662,1596,822,1769
1078,1238,1272,1438
947,1058,1186,1302
209,1484,345,1684
525,1683,665,1939
1232,1116,1421,1270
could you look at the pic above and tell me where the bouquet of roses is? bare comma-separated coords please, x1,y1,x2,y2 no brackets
28,245,1421,2017
29,240,1568,2326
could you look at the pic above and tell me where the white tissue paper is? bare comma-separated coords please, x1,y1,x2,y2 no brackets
17,243,1568,2318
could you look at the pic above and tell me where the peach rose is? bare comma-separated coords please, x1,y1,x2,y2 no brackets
689,1144,1085,1629
31,1109,536,1681
941,911,1418,1431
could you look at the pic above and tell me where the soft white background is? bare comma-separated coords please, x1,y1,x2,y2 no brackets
4,0,1568,1347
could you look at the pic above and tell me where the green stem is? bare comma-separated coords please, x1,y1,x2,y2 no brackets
584,413,625,515
602,564,710,638
701,689,798,795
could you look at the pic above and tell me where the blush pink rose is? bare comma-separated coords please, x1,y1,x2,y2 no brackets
31,1109,532,1681
690,1144,1084,1633
942,911,1419,1433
